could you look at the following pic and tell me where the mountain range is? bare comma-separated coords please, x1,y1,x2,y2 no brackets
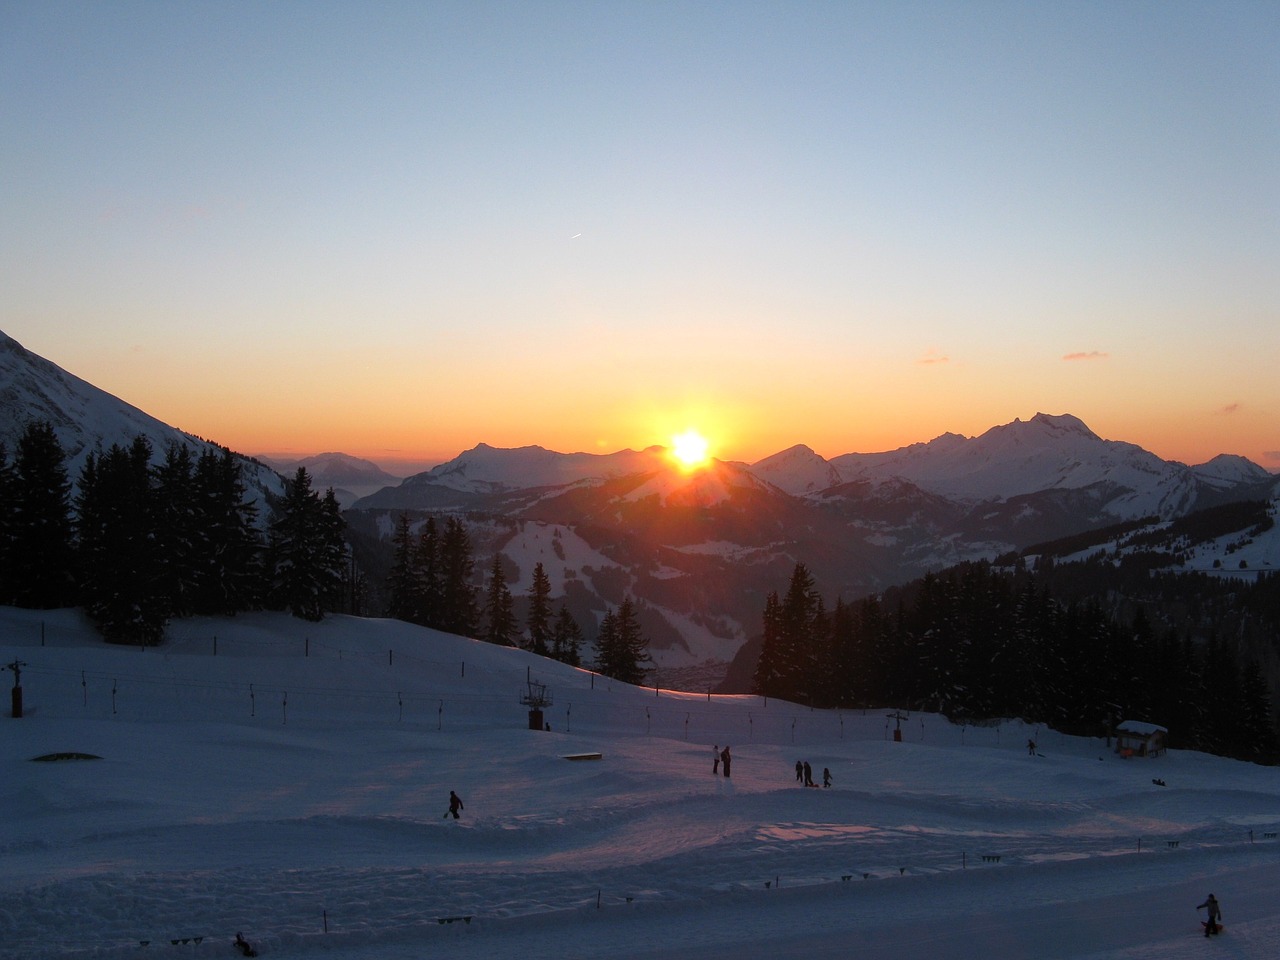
3,328,1277,685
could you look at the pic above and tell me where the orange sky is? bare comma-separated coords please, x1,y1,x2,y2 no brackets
3,4,1277,476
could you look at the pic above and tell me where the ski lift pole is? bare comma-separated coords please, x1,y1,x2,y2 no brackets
5,659,27,719
887,710,907,742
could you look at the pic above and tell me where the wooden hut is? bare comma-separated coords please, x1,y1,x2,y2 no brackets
1115,720,1167,758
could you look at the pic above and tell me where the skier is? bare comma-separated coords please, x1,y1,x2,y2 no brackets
233,932,258,957
445,790,464,820
823,767,832,788
721,745,731,778
1027,738,1036,756
1198,893,1222,936
712,745,720,775
803,761,814,787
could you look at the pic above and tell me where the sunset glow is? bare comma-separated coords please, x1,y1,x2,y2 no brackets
670,429,712,471
0,5,1275,474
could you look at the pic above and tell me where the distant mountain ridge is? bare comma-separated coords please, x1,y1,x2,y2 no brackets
357,412,1274,520
4,329,1278,683
254,452,401,509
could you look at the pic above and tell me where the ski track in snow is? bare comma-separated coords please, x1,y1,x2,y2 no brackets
2,608,1279,960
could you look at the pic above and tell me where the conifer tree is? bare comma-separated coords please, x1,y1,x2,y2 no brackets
752,590,784,698
7,421,74,608
0,442,14,599
74,438,168,644
483,553,517,646
386,513,419,622
551,603,584,666
437,516,478,636
415,516,443,628
1238,659,1277,758
594,596,650,685
189,448,262,615
153,442,198,619
757,562,825,703
267,467,346,621
525,561,553,655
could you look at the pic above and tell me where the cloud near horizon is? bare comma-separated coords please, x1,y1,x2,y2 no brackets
1217,403,1241,415
1062,351,1108,361
917,352,950,365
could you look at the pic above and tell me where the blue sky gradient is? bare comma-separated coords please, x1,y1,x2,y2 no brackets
2,1,1277,471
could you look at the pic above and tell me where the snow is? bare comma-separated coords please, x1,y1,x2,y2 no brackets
3,606,1279,960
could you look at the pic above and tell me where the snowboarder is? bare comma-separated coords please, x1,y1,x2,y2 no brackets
803,761,814,787
1198,893,1222,936
721,745,731,778
445,790,464,820
233,932,258,957
1027,738,1036,756
713,745,720,775
823,767,832,788
795,760,804,783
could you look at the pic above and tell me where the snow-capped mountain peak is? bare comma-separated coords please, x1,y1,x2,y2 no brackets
408,443,671,495
1191,454,1276,489
749,444,842,496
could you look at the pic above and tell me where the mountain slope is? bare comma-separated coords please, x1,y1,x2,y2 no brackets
0,329,283,506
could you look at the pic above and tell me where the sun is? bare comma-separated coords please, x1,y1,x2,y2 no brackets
670,429,712,471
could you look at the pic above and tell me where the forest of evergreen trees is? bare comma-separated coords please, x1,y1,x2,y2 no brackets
0,420,653,682
753,559,1279,762
18,416,1269,762
383,512,651,681
0,422,351,641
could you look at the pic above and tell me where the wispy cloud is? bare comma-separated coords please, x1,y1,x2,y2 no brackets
1264,450,1280,464
1062,351,1108,361
1217,403,1241,415
917,351,949,366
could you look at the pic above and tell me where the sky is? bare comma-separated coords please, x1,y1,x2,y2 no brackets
4,603,1280,960
2,1,1278,475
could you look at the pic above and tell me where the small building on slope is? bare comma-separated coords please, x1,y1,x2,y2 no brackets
1115,720,1168,758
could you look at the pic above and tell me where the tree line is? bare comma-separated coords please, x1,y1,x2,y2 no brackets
0,422,350,642
754,559,1278,761
384,511,651,681
1,421,655,683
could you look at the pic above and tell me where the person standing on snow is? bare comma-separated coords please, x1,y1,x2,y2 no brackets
721,745,731,778
803,761,814,787
1198,893,1222,936
795,760,804,783
823,767,832,788
712,745,720,775
446,790,464,820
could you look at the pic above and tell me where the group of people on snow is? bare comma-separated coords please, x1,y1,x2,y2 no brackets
794,760,831,787
712,744,732,777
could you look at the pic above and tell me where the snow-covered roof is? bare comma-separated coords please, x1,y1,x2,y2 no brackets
1117,720,1168,735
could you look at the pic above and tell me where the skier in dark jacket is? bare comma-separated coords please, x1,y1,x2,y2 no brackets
1198,893,1222,936
721,745,731,777
446,790,464,820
